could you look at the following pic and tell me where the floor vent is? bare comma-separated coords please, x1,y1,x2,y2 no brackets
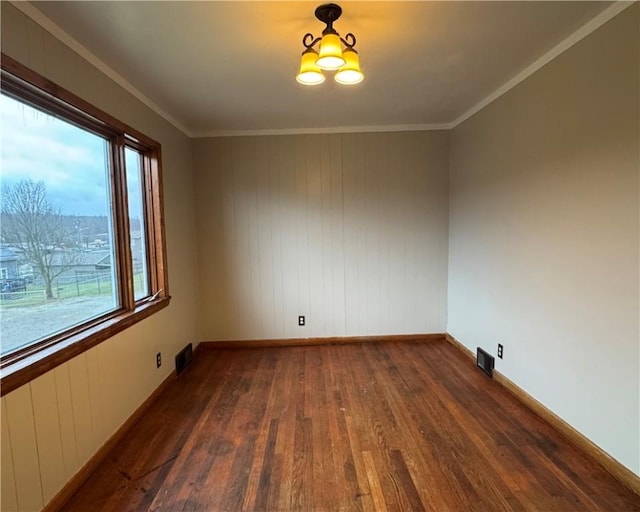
476,347,494,377
175,343,193,375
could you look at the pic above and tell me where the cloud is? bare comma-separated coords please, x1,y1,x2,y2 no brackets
1,94,112,216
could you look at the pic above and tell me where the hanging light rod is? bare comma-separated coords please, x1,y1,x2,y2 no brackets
296,3,364,86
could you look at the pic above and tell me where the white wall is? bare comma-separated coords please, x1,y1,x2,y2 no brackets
448,4,639,475
193,132,450,341
1,4,200,511
2,2,638,510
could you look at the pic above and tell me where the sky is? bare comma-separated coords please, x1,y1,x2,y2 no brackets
1,92,143,218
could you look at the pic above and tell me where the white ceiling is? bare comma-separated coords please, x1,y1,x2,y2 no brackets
27,1,615,136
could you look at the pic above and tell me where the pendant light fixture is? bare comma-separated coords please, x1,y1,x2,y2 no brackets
296,3,364,86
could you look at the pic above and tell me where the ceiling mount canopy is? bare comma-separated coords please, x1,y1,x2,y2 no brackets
296,3,364,86
315,3,342,29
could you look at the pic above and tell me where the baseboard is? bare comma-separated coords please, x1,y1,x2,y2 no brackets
43,370,177,512
200,333,445,349
444,333,475,362
444,333,640,497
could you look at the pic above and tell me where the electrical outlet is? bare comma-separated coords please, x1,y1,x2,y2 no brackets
156,352,162,368
298,315,305,326
497,344,503,359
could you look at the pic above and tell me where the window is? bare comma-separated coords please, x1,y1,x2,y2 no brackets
0,54,169,395
125,147,150,300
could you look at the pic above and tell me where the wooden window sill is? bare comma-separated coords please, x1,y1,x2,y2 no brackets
0,296,170,396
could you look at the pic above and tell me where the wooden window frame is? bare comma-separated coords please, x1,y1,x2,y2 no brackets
0,54,170,396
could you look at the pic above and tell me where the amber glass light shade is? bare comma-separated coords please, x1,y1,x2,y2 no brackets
296,49,325,85
316,32,345,70
334,48,363,85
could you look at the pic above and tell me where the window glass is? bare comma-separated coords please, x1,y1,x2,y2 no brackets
124,147,149,300
0,57,169,393
0,93,118,355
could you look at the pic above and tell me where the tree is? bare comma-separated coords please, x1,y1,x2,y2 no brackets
1,179,77,299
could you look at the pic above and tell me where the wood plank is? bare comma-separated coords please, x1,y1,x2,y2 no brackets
1,3,30,66
30,371,66,504
146,351,261,511
202,350,279,511
445,333,640,497
85,349,106,450
5,385,43,511
345,415,374,510
44,370,177,512
53,364,79,481
25,19,45,72
1,398,19,511
67,354,95,466
362,450,388,512
43,31,68,88
59,342,640,511
272,347,304,510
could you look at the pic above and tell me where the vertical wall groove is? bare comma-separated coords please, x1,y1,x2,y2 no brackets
27,384,46,507
1,3,201,509
194,131,449,341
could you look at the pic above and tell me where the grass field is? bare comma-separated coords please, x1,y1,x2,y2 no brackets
0,273,145,308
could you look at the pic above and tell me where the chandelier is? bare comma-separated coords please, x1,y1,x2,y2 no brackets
296,3,364,86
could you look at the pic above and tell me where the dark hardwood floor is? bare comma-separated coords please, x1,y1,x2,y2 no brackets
61,341,640,511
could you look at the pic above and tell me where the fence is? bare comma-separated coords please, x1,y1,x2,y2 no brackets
53,271,114,299
0,271,115,305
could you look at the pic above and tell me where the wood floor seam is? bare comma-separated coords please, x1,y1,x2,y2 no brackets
59,341,640,511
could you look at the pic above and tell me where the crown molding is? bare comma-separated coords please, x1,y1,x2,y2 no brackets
193,1,636,137
10,1,193,138
450,1,636,129
191,123,452,138
10,1,634,138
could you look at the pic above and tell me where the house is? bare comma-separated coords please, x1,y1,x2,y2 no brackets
0,247,26,297
46,251,112,281
129,231,145,273
0,2,638,511
0,246,19,280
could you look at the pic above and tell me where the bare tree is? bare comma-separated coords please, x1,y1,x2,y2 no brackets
1,179,76,299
